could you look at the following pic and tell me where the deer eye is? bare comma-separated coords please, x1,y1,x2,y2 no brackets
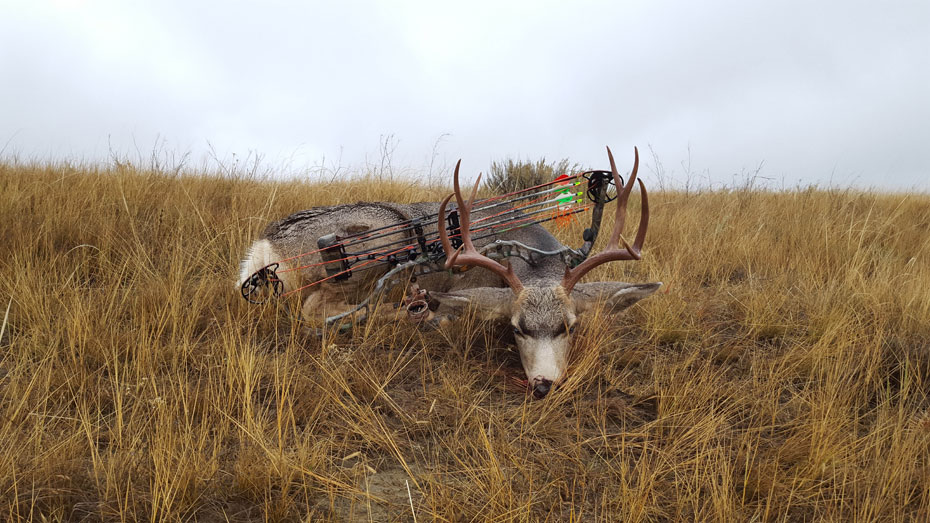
569,324,577,335
513,326,523,337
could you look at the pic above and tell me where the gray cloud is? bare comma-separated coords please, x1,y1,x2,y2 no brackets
1,0,927,189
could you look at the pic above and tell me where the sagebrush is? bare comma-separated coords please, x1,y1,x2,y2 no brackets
485,157,580,194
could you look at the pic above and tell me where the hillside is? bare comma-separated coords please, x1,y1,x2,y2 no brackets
1,161,929,521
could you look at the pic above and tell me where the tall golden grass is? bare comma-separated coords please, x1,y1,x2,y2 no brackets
1,160,928,521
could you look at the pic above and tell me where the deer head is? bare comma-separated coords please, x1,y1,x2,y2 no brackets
433,147,661,399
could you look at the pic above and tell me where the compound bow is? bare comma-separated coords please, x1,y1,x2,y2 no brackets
240,168,622,328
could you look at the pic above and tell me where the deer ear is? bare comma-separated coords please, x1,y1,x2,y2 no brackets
571,282,661,314
430,287,515,320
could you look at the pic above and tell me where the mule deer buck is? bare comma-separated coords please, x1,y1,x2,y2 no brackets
239,147,660,398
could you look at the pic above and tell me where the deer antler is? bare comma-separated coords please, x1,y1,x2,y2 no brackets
561,147,649,292
438,160,524,292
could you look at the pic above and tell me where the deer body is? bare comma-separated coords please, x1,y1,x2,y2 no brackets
239,201,569,301
239,147,660,398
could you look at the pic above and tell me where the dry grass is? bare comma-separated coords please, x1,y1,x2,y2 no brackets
1,160,929,521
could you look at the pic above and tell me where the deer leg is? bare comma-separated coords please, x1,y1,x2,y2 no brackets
301,287,353,322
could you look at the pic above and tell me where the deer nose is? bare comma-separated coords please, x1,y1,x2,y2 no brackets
532,379,553,400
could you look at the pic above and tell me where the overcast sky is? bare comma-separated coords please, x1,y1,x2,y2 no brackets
1,1,928,190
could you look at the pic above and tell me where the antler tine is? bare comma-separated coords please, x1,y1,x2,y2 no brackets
631,177,648,252
561,147,649,292
454,162,481,253
438,160,524,292
437,192,458,263
605,145,638,250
